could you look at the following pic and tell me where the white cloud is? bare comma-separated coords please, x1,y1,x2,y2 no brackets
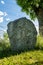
6,18,10,21
0,17,3,23
1,0,5,4
0,11,8,16
0,11,4,16
4,29,6,32
4,12,8,16
0,11,8,23
0,11,7,23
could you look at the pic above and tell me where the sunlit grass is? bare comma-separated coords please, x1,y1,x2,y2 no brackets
0,50,43,65
0,35,43,65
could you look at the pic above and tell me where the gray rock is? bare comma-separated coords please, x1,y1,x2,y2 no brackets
7,17,37,52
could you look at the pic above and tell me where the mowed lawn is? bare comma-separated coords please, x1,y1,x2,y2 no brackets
0,50,43,65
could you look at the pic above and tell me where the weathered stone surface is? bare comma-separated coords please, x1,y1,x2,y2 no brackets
7,17,37,52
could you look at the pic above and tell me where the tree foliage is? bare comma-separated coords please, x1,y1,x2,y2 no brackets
3,32,9,40
0,32,10,51
16,0,43,19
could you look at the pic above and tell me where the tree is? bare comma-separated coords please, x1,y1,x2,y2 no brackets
3,32,9,40
3,32,10,48
16,0,43,35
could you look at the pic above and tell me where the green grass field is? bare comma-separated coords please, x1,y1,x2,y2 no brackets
0,35,43,65
0,50,43,65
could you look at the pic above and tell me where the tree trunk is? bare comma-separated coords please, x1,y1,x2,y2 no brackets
37,9,43,36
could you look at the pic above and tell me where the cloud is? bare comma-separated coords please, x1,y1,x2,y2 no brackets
0,11,4,16
0,11,8,23
1,0,5,4
0,11,8,16
6,18,10,21
4,12,8,16
0,17,3,23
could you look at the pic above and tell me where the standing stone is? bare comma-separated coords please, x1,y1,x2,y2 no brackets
7,17,37,52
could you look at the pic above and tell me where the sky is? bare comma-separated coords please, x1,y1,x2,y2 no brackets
0,0,39,38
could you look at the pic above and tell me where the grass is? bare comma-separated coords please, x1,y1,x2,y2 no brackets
0,50,43,65
0,35,43,65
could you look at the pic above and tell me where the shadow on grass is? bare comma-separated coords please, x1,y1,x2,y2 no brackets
0,47,43,59
0,47,18,59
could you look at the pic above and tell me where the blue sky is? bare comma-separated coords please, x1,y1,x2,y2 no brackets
0,0,39,37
